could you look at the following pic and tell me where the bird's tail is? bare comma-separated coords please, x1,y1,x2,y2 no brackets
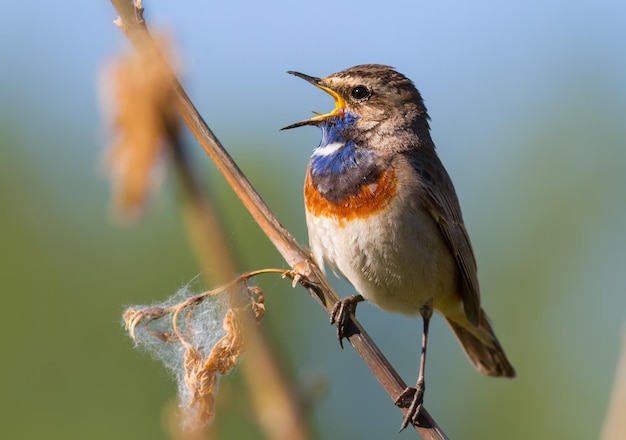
445,310,516,378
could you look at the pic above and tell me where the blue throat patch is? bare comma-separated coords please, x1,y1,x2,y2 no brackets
311,113,374,176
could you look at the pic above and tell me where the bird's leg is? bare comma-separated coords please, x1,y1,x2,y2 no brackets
395,300,433,431
330,294,364,348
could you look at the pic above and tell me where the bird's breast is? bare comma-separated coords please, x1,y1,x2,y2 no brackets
304,166,398,226
304,156,457,315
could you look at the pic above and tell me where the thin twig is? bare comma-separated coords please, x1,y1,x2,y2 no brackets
109,1,447,438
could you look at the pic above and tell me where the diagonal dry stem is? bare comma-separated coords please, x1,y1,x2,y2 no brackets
110,1,448,438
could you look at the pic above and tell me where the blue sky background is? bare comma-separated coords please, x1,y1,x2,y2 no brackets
1,1,626,439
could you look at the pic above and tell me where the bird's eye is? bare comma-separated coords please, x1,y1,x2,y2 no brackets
350,85,371,101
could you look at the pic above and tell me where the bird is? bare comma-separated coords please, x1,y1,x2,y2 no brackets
281,64,515,430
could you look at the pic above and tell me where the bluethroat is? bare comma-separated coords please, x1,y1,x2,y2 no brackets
282,64,515,430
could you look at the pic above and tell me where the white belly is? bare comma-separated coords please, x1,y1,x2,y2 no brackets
306,190,457,316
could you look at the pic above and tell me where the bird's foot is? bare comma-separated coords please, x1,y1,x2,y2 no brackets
287,259,314,288
330,294,364,348
395,378,425,431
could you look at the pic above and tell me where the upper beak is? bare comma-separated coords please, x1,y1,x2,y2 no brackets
280,71,346,130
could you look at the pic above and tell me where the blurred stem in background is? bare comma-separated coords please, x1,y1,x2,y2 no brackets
601,331,626,440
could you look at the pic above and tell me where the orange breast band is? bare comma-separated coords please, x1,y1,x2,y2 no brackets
305,167,398,226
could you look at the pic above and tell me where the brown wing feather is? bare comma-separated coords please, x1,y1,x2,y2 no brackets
404,149,481,325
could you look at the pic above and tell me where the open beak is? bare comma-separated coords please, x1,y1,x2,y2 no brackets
281,71,346,130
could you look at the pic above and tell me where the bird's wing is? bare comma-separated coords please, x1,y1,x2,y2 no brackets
405,149,481,325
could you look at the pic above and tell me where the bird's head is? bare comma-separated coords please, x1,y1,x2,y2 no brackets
281,64,430,142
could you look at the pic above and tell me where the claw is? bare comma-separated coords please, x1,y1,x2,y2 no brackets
287,260,314,288
330,294,364,348
397,379,425,431
394,386,416,409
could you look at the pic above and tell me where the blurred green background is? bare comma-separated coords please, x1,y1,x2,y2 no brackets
1,1,625,439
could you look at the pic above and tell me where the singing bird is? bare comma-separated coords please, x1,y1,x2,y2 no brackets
282,64,515,429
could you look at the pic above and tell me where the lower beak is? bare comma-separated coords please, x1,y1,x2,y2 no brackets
281,71,346,130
